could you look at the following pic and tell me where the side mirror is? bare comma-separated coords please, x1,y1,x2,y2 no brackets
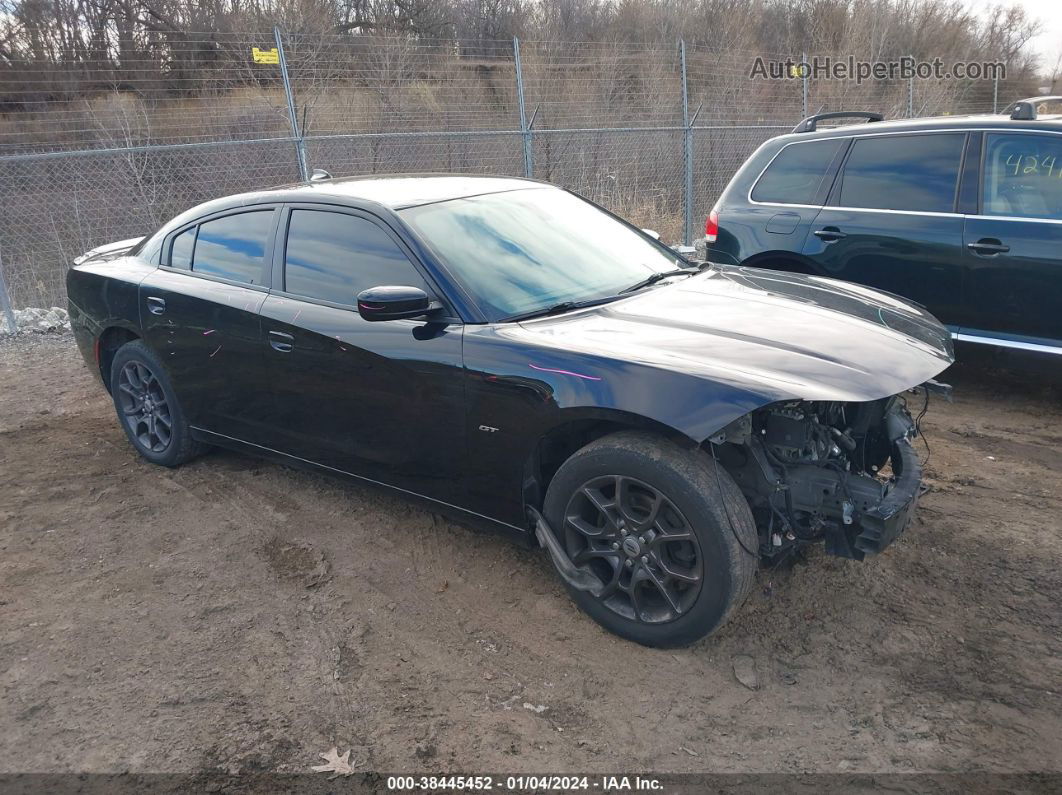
641,229,661,240
356,285,434,322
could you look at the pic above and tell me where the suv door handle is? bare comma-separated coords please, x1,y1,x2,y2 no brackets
813,228,846,241
967,239,1010,255
146,296,166,315
268,330,294,353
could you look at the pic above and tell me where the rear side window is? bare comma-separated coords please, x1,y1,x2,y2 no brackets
983,133,1062,219
192,211,274,285
838,133,965,213
751,139,846,204
283,210,427,305
169,226,196,269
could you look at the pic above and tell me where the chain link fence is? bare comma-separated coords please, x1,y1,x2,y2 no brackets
0,31,1033,309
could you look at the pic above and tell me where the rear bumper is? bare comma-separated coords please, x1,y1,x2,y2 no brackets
67,301,100,377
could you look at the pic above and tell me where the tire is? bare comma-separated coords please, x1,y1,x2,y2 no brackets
109,340,206,467
543,431,758,647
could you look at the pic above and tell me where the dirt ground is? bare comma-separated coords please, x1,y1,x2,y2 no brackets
1,333,1060,780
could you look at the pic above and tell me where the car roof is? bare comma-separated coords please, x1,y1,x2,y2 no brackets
149,174,558,250
285,174,549,209
779,112,1062,144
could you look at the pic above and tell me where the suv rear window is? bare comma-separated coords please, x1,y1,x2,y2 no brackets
751,139,846,204
983,133,1062,219
837,133,964,213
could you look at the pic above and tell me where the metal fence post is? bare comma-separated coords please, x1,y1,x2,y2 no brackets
680,40,694,247
907,57,915,117
801,51,808,119
0,242,18,333
513,37,533,178
275,26,309,182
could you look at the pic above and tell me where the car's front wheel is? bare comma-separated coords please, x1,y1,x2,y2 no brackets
543,431,758,647
109,340,205,467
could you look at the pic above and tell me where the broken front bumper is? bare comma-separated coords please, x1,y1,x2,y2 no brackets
826,439,923,560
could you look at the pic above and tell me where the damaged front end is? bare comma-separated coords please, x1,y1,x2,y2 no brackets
709,382,949,561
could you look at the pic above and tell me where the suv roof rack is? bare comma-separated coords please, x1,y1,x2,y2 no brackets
1004,96,1062,120
792,111,884,134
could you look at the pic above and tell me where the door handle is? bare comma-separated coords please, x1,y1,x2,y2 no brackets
813,228,846,241
268,330,294,353
146,296,166,315
967,239,1010,255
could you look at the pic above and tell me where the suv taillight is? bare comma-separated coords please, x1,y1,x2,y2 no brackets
705,208,719,243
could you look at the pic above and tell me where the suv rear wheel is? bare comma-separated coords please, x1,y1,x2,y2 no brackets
542,432,758,647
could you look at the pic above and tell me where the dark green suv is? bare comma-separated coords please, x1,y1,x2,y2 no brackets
705,99,1062,355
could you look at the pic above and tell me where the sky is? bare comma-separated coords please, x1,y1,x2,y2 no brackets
1000,0,1062,73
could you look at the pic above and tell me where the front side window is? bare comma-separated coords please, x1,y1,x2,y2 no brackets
192,210,274,285
838,133,965,213
399,188,685,320
283,210,427,305
751,138,846,204
983,133,1062,219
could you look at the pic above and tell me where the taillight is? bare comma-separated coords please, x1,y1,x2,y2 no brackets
705,208,719,243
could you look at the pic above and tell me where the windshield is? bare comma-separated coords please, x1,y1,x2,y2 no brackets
399,188,684,321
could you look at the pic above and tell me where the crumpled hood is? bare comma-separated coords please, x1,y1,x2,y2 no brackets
514,265,954,402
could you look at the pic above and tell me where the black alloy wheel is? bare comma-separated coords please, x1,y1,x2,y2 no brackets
116,360,173,453
543,431,758,647
562,475,703,623
109,340,206,467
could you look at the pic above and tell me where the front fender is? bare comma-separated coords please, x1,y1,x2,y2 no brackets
461,325,786,527
466,323,781,443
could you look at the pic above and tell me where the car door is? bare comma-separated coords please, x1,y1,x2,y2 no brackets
962,131,1062,346
258,204,466,502
139,206,280,442
802,132,968,325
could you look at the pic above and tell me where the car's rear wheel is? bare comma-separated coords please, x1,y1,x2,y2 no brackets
543,431,758,647
110,340,205,467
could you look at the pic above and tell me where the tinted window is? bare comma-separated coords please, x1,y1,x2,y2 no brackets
284,210,426,304
983,133,1062,219
170,226,196,269
399,188,686,320
838,134,964,212
192,211,274,285
751,139,846,204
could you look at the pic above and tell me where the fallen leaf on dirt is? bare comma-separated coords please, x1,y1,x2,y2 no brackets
680,746,698,756
733,655,759,691
435,580,448,593
311,747,355,778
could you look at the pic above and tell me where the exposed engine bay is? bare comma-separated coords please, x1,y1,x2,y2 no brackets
709,382,949,561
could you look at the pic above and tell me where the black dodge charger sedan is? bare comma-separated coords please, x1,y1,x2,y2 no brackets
67,175,954,646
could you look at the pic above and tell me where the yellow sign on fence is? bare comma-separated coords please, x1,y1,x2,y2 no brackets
252,47,279,65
